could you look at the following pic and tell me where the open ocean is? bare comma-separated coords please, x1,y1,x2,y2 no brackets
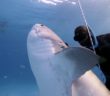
0,0,110,96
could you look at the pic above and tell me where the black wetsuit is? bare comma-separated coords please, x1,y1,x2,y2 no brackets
95,33,110,89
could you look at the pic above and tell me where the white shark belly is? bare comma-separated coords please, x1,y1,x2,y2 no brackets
27,23,110,96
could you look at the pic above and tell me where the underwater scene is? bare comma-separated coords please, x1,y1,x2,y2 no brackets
0,0,110,96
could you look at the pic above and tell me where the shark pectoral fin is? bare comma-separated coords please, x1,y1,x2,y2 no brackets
50,47,99,81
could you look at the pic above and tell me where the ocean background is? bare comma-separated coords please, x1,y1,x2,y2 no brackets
0,0,110,96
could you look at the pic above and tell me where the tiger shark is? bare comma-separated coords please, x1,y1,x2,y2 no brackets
27,24,110,96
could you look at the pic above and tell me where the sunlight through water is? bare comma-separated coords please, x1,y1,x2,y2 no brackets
38,0,77,5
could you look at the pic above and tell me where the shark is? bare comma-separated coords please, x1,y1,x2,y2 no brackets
27,24,110,96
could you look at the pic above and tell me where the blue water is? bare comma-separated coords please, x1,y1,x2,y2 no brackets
0,0,110,96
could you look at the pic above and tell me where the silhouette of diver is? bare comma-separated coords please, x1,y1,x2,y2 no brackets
73,25,110,89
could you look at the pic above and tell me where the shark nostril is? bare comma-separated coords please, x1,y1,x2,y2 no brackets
40,24,44,26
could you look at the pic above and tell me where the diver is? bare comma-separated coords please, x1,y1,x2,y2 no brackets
73,25,110,89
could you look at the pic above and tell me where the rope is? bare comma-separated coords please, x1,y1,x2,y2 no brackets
77,0,101,68
77,0,96,54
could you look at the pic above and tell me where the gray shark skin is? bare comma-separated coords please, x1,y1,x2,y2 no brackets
27,24,110,96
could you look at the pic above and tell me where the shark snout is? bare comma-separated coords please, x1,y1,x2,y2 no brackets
30,24,44,37
33,24,45,34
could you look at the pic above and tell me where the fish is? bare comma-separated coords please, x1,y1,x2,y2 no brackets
27,24,110,96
